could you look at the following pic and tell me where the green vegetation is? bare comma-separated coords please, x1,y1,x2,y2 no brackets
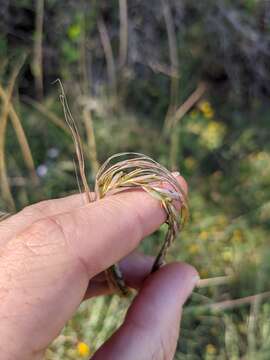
0,0,270,358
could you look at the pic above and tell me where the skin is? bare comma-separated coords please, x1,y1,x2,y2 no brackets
0,176,198,359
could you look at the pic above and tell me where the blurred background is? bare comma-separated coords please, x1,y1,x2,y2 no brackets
0,0,270,358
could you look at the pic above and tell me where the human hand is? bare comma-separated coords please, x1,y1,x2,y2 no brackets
0,176,198,360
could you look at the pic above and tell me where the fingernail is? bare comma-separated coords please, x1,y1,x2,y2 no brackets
180,271,200,306
172,171,180,177
177,265,200,305
193,274,200,287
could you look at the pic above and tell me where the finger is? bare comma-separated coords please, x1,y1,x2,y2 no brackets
0,192,86,246
0,175,187,247
85,252,154,298
93,263,198,360
0,176,186,358
48,175,187,278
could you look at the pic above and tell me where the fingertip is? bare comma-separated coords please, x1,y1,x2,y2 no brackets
162,262,199,304
173,173,188,197
92,262,197,360
132,262,198,311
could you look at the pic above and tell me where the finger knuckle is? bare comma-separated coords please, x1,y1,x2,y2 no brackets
20,200,52,219
32,216,63,235
19,216,67,254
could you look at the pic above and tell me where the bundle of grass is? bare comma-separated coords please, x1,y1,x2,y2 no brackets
58,81,189,295
95,152,188,294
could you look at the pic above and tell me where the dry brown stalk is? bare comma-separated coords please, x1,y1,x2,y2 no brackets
57,80,92,203
22,96,70,134
197,275,232,288
210,291,270,312
0,60,25,210
97,17,117,96
162,0,180,129
24,95,94,167
82,107,100,176
119,0,128,68
165,82,207,132
79,14,90,95
188,291,270,314
32,0,44,99
147,60,180,78
168,82,207,169
0,86,38,184
170,82,207,129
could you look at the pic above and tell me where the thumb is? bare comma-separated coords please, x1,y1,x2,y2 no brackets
92,262,199,360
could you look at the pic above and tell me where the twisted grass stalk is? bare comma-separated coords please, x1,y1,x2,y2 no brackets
95,152,188,294
58,83,188,295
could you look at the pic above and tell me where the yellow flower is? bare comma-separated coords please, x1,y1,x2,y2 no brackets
188,243,199,255
204,109,214,119
199,230,208,241
200,121,226,150
77,342,91,357
198,101,215,119
206,344,217,354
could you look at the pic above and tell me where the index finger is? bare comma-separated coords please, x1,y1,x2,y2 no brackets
47,175,188,277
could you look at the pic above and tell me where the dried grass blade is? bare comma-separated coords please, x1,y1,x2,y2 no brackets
0,59,25,210
0,86,38,184
56,80,92,202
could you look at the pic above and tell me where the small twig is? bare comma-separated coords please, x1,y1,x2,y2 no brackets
32,0,44,99
79,13,90,95
147,60,180,78
22,96,70,134
168,82,206,169
82,107,100,176
119,0,128,68
197,275,232,288
24,95,94,164
168,82,207,131
188,291,270,314
0,86,38,184
0,59,25,210
162,0,180,129
211,291,270,312
97,17,117,96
